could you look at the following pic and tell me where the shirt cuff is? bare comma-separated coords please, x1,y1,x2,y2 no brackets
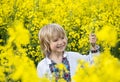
90,45,100,53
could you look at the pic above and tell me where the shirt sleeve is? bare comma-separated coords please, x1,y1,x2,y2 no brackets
67,52,88,62
66,52,88,76
37,62,44,77
37,59,52,78
87,46,100,64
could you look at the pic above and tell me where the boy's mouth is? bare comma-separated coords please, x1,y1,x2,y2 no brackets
57,44,65,48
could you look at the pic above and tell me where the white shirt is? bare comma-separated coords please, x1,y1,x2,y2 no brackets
87,45,100,64
37,51,100,79
37,51,88,78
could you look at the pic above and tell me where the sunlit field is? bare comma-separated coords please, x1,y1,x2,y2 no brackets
0,0,120,82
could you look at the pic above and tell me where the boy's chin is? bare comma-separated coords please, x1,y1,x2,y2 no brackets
58,50,64,52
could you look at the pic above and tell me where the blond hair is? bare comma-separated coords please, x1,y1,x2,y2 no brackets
38,23,67,56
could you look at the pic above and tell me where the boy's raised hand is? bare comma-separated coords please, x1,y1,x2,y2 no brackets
89,33,98,51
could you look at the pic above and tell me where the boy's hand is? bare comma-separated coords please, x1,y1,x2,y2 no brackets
89,33,96,47
89,33,100,52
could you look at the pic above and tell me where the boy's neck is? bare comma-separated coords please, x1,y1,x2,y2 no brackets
49,52,64,64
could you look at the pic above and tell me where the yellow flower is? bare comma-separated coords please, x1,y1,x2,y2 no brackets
96,25,117,47
8,20,30,47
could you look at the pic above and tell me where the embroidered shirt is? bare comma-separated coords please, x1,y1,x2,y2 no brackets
49,57,71,82
37,51,100,81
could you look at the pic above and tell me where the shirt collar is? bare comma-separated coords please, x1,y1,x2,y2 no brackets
45,51,67,65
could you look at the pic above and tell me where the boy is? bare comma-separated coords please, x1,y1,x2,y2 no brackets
37,23,99,81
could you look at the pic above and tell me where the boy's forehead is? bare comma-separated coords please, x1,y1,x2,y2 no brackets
52,32,63,37
51,31,64,38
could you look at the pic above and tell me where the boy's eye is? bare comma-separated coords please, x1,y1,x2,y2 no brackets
53,39,58,42
61,37,64,39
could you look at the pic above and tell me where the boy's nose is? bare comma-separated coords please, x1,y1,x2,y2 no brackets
58,39,63,44
58,41,62,44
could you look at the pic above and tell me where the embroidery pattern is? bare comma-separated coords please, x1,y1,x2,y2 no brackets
49,57,71,82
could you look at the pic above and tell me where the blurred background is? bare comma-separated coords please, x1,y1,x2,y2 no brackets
0,0,119,81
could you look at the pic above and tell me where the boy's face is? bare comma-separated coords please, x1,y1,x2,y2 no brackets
50,36,67,54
